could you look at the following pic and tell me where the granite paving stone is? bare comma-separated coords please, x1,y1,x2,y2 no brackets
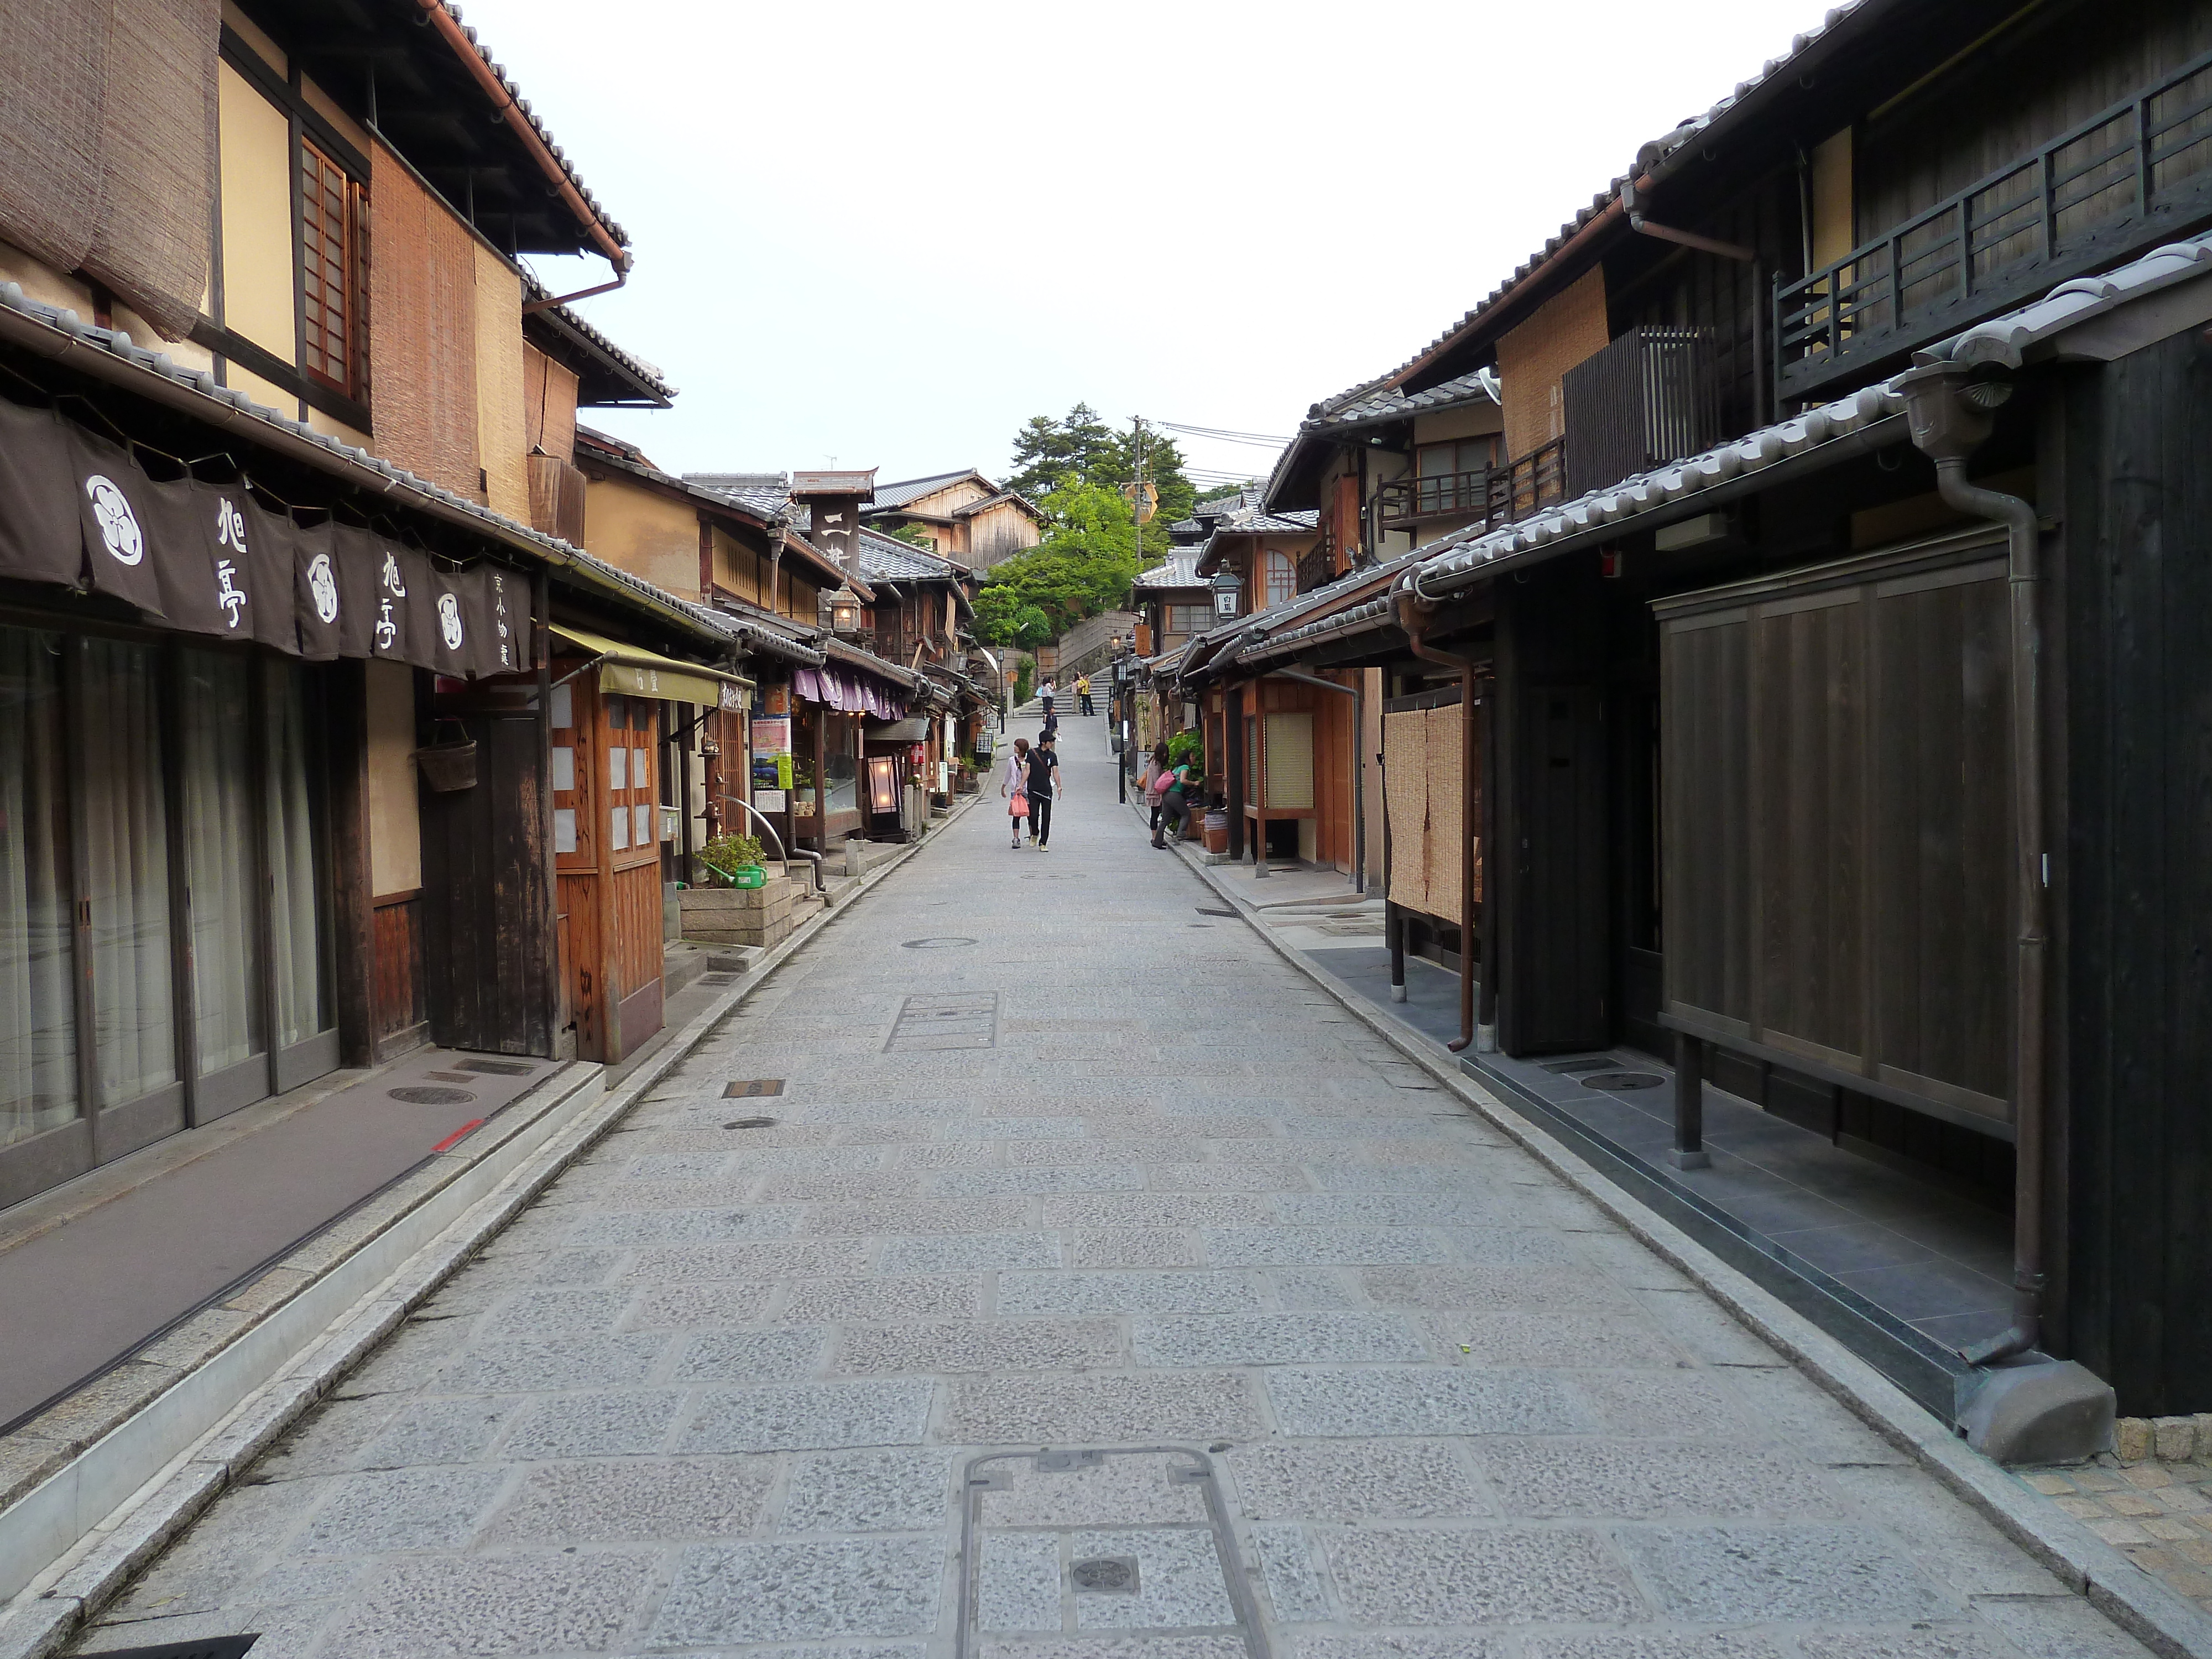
67,722,2154,1659
481,1453,777,1542
648,1537,943,1644
1225,1439,1489,1519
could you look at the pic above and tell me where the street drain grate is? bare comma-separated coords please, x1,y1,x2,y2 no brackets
956,1446,1267,1658
1543,1057,1618,1074
724,1079,786,1098
1583,1071,1666,1091
886,992,999,1052
425,1069,475,1083
389,1085,476,1105
455,1057,533,1076
94,1638,261,1658
1071,1555,1139,1593
1196,905,1236,917
901,936,977,949
724,1116,778,1129
700,972,738,986
1020,872,1088,880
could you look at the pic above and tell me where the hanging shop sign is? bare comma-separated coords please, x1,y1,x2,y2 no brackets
0,400,533,676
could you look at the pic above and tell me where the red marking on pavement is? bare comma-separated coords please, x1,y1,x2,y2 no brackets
431,1119,484,1154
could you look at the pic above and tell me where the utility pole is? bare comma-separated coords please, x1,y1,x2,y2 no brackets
1121,415,1146,803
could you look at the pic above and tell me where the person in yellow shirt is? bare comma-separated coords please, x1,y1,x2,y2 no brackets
1076,674,1094,716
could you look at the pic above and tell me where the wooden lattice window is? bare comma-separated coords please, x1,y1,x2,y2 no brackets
300,138,368,399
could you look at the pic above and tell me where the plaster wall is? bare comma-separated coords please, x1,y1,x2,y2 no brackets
217,61,295,365
582,472,703,599
365,660,421,896
1496,266,1609,460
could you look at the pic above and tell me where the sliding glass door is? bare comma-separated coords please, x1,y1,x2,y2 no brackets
0,624,341,1210
79,637,184,1155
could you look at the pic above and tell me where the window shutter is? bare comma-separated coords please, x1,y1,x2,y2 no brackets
1264,712,1313,808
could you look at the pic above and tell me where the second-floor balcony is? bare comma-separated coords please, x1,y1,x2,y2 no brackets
1776,46,2212,402
1378,439,1567,538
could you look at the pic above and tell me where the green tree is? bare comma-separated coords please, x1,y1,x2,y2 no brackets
971,477,1142,643
1003,405,1195,561
883,521,936,550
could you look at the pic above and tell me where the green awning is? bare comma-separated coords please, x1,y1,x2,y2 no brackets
552,624,752,706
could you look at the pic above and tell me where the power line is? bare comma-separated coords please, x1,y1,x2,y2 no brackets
1152,420,1292,448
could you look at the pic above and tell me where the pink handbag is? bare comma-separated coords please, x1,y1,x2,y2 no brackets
1009,790,1029,816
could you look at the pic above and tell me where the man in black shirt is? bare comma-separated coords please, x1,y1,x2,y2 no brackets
1025,733,1061,849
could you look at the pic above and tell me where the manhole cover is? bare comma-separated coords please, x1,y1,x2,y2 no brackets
1071,1556,1139,1593
886,992,999,1052
724,1079,785,1098
390,1085,476,1105
957,1447,1265,1657
455,1058,533,1077
902,937,977,949
724,1116,778,1129
1583,1072,1666,1091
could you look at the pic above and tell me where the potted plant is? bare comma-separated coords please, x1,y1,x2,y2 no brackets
700,831,767,888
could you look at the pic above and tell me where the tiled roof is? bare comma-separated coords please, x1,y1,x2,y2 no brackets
871,469,992,509
437,2,629,251
858,530,965,583
1133,550,1206,591
1305,366,1500,431
1345,2,1877,398
522,274,674,405
1279,226,2212,632
951,488,1041,519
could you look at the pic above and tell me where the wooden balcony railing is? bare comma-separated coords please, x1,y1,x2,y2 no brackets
1776,45,2212,400
1378,468,1490,530
1377,440,1567,539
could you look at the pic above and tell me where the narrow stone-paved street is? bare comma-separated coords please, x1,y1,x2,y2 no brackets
73,720,2151,1658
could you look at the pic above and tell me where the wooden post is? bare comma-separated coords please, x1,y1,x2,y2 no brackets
1477,672,1499,1050
1671,1031,1710,1169
326,658,377,1068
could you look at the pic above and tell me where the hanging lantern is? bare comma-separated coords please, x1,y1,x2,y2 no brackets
1210,565,1244,619
829,580,862,635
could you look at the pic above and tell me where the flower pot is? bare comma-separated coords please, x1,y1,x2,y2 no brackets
1202,812,1229,855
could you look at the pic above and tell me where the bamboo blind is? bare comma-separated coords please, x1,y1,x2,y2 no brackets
0,0,217,341
1385,704,1476,921
473,242,529,519
369,140,480,497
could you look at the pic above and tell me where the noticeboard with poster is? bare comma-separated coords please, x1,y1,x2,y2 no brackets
752,715,794,794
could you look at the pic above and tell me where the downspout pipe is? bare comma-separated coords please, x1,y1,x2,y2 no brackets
1897,359,2047,1366
1263,666,1364,895
1392,566,1479,1052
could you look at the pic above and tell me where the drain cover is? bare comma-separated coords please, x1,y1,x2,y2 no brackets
94,1639,260,1658
1583,1071,1666,1091
1196,905,1235,917
901,936,977,950
1020,872,1088,880
455,1058,533,1077
389,1085,476,1105
724,1116,778,1130
1071,1556,1139,1593
888,993,999,1052
724,1079,785,1098
425,1069,475,1083
700,972,737,985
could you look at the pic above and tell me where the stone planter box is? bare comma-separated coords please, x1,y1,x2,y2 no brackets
680,878,799,950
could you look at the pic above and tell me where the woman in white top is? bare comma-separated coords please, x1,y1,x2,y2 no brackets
1037,678,1056,719
1000,736,1032,849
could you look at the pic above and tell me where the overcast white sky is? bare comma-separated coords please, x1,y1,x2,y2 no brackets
466,0,1835,490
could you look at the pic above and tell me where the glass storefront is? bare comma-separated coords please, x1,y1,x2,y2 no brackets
0,624,338,1206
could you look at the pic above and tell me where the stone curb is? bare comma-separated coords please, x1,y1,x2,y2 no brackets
1147,811,2212,1659
0,802,972,1659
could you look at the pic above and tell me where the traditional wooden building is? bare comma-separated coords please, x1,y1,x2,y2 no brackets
1221,0,2212,1441
0,0,759,1202
859,469,1044,571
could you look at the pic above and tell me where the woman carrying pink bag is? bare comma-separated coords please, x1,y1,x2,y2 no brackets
1000,737,1032,851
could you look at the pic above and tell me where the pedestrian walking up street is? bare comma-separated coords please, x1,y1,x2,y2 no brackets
1000,734,1032,849
1025,729,1061,849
